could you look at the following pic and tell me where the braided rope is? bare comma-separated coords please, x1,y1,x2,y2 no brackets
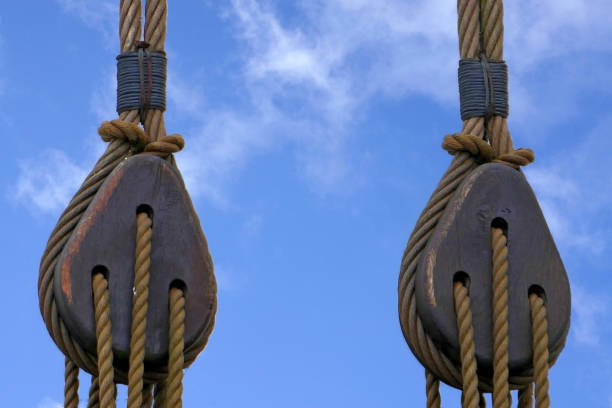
529,294,550,408
64,357,79,408
491,227,510,408
127,212,153,408
425,370,441,408
167,287,186,407
87,376,100,408
454,281,479,408
92,273,116,408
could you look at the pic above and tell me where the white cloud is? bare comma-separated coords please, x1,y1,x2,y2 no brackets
214,264,248,293
14,150,87,215
571,286,608,347
523,114,612,255
28,1,612,207
36,398,62,408
56,0,118,44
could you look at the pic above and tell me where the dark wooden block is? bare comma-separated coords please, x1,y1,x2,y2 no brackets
415,163,570,374
53,155,216,366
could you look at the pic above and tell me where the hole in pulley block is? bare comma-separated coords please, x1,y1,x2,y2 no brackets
91,264,110,280
528,284,547,304
137,204,154,218
453,271,471,294
170,279,187,296
491,217,508,237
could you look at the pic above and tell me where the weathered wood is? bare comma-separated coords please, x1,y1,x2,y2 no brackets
53,154,216,366
415,163,570,374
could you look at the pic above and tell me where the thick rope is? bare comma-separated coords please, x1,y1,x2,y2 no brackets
87,376,100,408
529,294,550,408
119,0,144,126
143,0,168,142
127,212,153,408
167,287,186,407
64,357,79,408
92,273,116,408
425,370,441,408
398,0,550,398
491,227,509,408
454,281,479,408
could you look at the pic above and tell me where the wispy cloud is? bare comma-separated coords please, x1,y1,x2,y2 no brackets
56,0,118,44
524,114,612,255
36,398,62,408
17,1,612,210
571,285,608,347
14,150,88,215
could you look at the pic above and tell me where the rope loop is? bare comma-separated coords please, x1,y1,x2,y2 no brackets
98,120,185,159
442,133,495,163
442,133,534,168
144,133,185,158
98,119,148,150
493,148,535,169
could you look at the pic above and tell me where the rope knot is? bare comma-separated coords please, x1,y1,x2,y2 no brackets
493,148,535,169
442,133,534,168
98,120,185,158
98,120,148,150
442,133,495,163
144,134,185,158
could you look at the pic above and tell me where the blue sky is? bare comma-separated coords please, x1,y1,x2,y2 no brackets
1,0,612,406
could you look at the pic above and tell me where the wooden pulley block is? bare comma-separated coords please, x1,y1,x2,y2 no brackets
53,154,216,367
415,163,570,375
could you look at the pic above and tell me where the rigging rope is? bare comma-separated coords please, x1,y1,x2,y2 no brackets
92,273,116,408
127,212,152,408
37,1,214,406
491,227,510,408
399,0,560,406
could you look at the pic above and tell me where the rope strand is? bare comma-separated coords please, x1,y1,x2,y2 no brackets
87,376,100,408
127,212,153,408
454,281,479,408
64,357,79,408
530,294,550,408
167,287,186,407
425,370,441,408
491,227,510,408
92,273,116,408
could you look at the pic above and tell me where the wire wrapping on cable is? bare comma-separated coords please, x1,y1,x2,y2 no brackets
116,51,167,114
459,58,509,120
